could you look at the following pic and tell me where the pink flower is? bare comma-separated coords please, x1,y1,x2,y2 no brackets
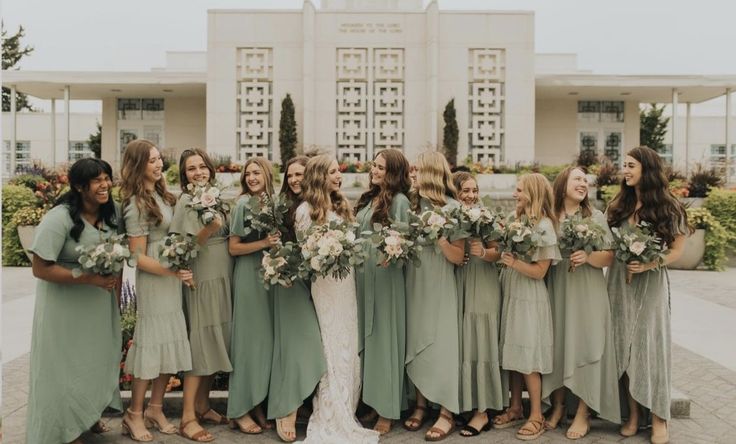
629,241,646,256
199,190,218,207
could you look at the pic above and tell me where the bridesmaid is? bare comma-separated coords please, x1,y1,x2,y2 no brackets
403,151,466,442
26,158,122,444
267,156,327,442
227,157,279,434
606,146,690,444
121,139,193,442
542,166,621,439
354,149,412,435
493,173,560,441
170,148,234,441
451,172,506,437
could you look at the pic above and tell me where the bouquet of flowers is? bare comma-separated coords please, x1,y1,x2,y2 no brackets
368,222,422,267
185,181,230,225
158,233,200,288
260,241,302,289
611,221,668,284
297,220,369,281
407,206,460,247
498,215,544,266
450,205,503,243
558,212,609,272
72,233,137,278
241,192,290,236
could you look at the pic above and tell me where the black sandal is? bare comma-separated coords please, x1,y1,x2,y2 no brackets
459,421,491,437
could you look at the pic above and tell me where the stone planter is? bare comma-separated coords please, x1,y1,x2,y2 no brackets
17,225,37,261
342,173,370,189
669,229,706,270
680,197,706,208
475,174,517,191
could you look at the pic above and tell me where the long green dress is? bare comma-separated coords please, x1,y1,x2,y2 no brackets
227,194,273,419
607,219,686,421
457,238,506,412
541,210,621,423
499,216,560,375
26,205,123,444
405,197,463,413
170,194,233,376
124,194,192,379
267,200,326,420
355,193,410,420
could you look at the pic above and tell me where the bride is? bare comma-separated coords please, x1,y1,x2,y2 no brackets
295,154,380,444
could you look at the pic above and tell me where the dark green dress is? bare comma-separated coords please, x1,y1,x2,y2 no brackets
355,193,410,419
26,205,122,444
227,194,273,419
170,194,233,376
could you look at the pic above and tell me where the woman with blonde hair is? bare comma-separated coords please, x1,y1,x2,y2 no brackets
295,154,379,444
120,139,194,442
493,173,561,441
227,156,279,435
403,151,466,442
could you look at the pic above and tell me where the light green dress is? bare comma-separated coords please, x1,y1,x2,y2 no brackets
268,200,326,420
499,216,560,375
607,219,686,421
457,240,506,412
170,194,233,376
124,194,192,379
26,205,123,444
405,197,463,413
227,194,273,419
355,193,410,420
541,210,621,423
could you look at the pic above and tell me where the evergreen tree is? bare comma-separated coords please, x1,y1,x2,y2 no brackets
442,99,459,166
640,103,670,152
2,23,35,112
88,121,102,158
279,94,297,165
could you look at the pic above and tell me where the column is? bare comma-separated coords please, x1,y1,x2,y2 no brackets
671,88,679,165
302,0,316,149
685,102,691,176
64,85,71,169
426,0,439,148
10,85,17,175
51,98,57,165
726,88,732,184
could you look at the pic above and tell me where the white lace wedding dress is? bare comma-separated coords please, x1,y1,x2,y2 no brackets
295,203,379,444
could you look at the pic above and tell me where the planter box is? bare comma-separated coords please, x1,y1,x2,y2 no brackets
475,174,517,191
17,225,37,261
342,173,370,189
669,229,706,270
680,197,706,208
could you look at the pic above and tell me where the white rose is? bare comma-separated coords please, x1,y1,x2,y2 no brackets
467,207,482,222
384,234,401,247
112,243,124,256
575,224,588,234
200,190,218,208
629,241,646,256
345,231,356,243
385,244,403,258
95,244,106,255
310,256,322,271
427,213,446,228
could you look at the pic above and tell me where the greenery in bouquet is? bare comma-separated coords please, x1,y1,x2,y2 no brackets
297,220,369,281
72,233,137,278
185,181,231,225
241,192,290,236
260,241,302,289
450,204,503,243
558,212,608,272
611,221,668,283
158,233,200,288
498,215,544,264
367,222,422,267
407,206,461,248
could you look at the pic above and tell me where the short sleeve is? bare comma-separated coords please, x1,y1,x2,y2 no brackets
170,194,203,237
673,213,690,237
531,217,562,264
29,206,72,262
390,193,411,224
229,196,248,237
592,209,614,249
123,197,149,237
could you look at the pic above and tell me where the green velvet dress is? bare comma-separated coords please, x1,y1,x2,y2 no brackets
355,193,410,419
26,205,123,444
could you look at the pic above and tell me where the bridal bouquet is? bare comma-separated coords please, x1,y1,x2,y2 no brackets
72,233,137,278
408,206,460,247
158,233,200,288
558,213,608,272
260,241,302,289
368,222,422,267
451,205,503,243
611,221,667,284
185,181,230,225
498,215,544,266
297,220,369,281
241,192,290,236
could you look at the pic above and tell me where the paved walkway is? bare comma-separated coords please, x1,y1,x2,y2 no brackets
3,266,736,443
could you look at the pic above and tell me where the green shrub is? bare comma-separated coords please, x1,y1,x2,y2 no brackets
599,184,621,206
12,207,46,226
705,189,736,253
166,164,180,186
539,164,569,182
686,207,733,271
2,185,37,225
9,174,46,191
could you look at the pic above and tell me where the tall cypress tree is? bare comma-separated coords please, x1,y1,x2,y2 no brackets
2,24,35,112
640,103,670,153
443,99,459,166
279,94,297,165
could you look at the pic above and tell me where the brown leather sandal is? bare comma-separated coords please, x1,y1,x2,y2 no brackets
196,408,229,425
229,414,263,435
403,405,427,431
424,412,455,442
179,419,214,443
492,408,525,429
516,419,546,441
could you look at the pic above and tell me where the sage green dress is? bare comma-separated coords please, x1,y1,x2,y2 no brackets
607,219,686,421
355,193,410,420
124,194,192,379
227,194,273,419
541,210,621,423
405,197,463,413
170,194,233,376
268,200,326,420
26,205,122,444
457,241,506,412
499,216,560,375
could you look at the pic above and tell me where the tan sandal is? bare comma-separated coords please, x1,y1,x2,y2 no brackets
121,409,153,442
543,404,566,430
276,411,297,442
492,408,525,429
516,419,546,441
144,403,177,434
179,419,214,443
373,416,393,436
424,412,455,442
403,405,427,431
229,414,263,435
196,408,229,425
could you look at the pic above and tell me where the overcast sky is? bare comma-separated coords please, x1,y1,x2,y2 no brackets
3,0,735,111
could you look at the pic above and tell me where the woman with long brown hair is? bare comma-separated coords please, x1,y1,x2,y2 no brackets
120,139,193,442
354,149,412,435
403,151,466,442
606,146,690,444
169,148,233,441
227,157,279,435
267,156,326,442
542,166,620,439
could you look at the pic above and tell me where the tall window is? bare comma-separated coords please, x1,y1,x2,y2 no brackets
117,98,165,155
660,144,673,165
3,140,32,176
577,100,625,165
118,98,164,120
710,144,735,178
68,141,94,162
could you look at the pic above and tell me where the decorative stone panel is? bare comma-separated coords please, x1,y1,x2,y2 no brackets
468,49,505,163
237,48,273,159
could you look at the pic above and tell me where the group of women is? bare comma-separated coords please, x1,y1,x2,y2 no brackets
26,141,688,444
